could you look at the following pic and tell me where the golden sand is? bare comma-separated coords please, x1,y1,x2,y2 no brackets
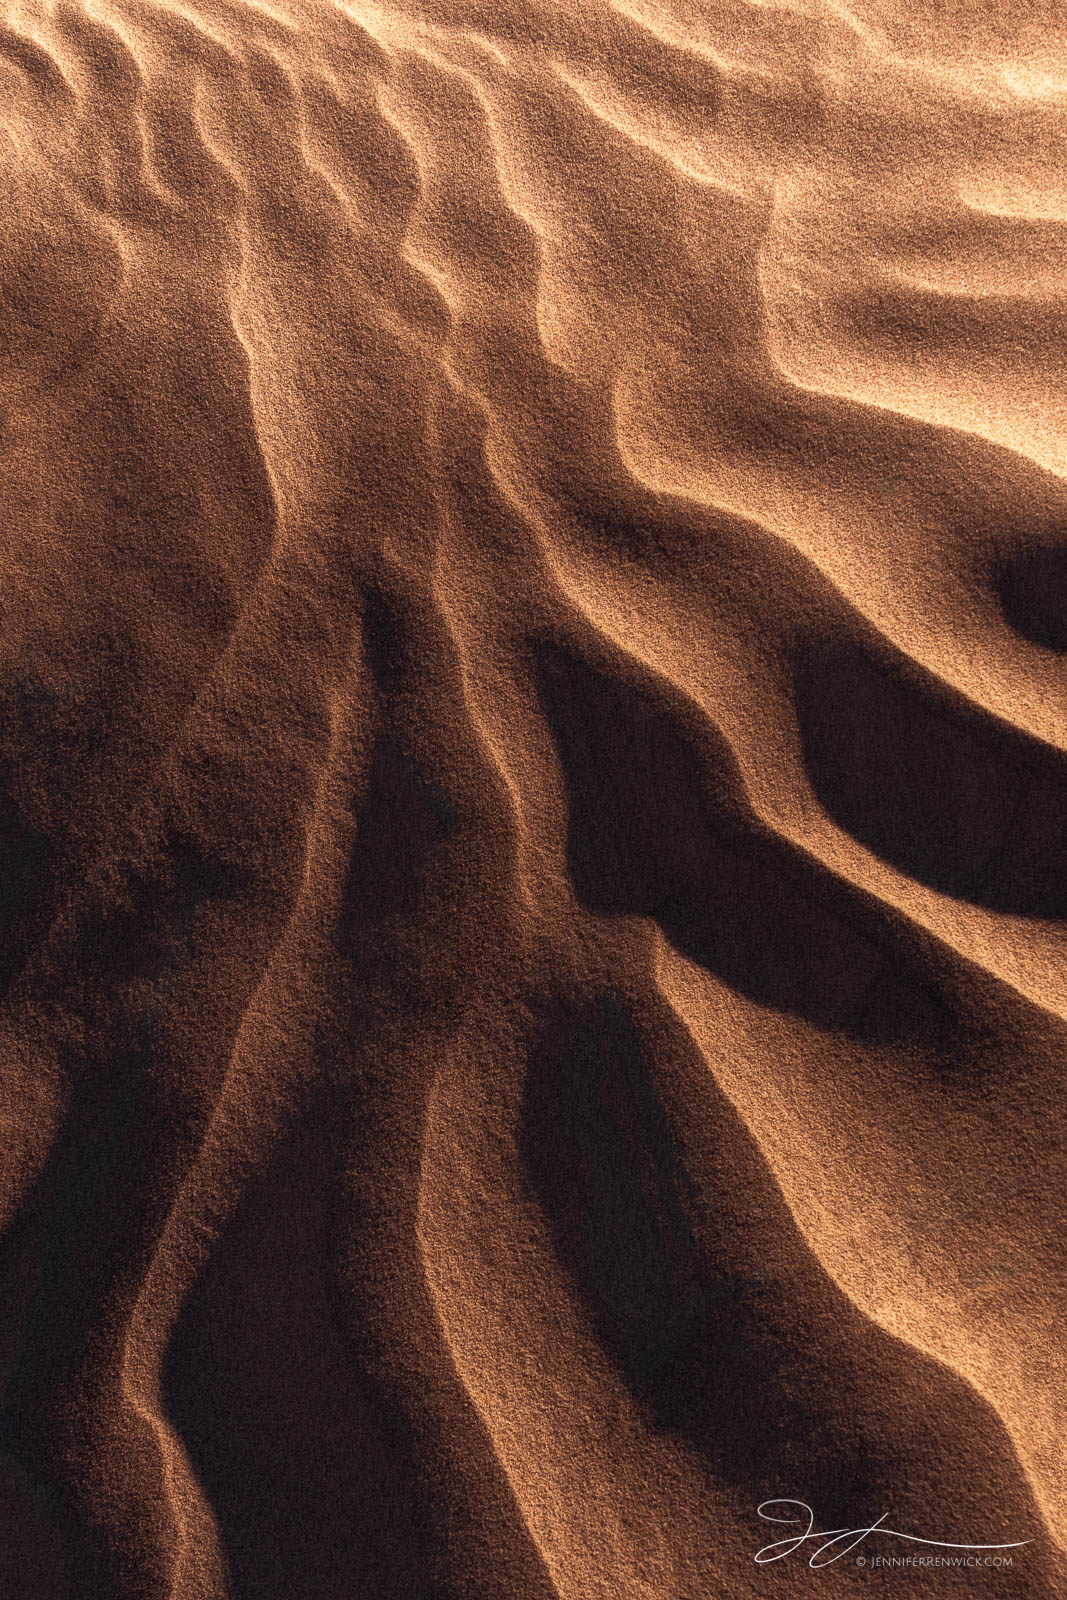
0,0,1064,1594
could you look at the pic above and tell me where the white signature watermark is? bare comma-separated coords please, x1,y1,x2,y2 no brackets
754,1500,1033,1569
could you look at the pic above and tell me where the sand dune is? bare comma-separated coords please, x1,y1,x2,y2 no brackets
0,0,1064,1594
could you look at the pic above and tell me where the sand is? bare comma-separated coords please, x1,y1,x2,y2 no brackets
0,0,1064,1594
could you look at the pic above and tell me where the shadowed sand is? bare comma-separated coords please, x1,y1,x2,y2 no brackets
0,0,1065,1595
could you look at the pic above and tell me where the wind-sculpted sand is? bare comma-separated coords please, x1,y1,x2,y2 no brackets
0,0,1065,1595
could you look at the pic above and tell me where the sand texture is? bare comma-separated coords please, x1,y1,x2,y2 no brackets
0,0,1065,1595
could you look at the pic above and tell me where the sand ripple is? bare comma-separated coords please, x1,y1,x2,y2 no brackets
0,0,1064,1594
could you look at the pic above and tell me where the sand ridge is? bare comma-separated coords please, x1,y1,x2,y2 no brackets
0,0,1064,1595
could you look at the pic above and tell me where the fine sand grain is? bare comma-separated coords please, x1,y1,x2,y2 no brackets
0,1,1065,1595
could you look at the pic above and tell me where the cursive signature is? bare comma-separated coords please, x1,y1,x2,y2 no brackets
755,1500,1034,1568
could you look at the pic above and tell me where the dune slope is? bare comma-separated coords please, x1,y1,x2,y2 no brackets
0,0,1065,1595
